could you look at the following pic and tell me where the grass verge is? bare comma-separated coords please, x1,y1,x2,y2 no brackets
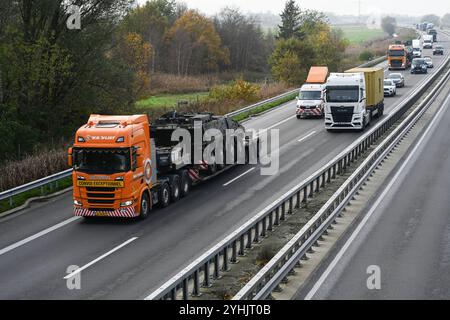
136,92,209,109
0,176,72,214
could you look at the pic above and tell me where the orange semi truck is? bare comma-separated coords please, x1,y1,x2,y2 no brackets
388,44,411,70
68,113,254,219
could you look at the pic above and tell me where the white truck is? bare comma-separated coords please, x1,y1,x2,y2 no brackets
296,66,328,118
324,68,384,131
412,39,422,58
423,35,433,49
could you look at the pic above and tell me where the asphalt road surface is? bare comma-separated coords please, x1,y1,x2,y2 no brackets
0,32,449,299
303,88,450,300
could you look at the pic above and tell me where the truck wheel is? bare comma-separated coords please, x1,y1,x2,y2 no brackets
170,176,180,203
159,183,170,208
139,193,150,219
180,171,191,197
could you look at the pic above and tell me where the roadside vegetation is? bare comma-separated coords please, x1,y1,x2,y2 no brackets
0,0,439,195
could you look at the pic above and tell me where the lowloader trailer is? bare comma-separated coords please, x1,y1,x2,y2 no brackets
68,113,258,219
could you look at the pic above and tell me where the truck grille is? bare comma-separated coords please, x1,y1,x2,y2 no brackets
86,187,116,192
87,193,115,199
391,60,402,67
331,106,354,123
87,199,115,204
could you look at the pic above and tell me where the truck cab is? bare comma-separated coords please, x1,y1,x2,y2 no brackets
388,44,410,70
296,84,325,118
68,115,157,219
423,35,433,49
324,73,369,130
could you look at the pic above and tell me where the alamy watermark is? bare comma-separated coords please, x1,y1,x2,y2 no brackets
366,265,381,290
66,5,81,30
169,123,280,176
66,265,81,290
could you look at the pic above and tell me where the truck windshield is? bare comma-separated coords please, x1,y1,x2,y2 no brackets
299,91,322,100
73,148,131,174
326,87,359,103
388,50,405,57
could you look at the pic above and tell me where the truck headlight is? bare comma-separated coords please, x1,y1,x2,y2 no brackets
74,200,82,206
120,200,133,207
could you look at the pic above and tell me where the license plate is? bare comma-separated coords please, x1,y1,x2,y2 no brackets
96,211,110,217
77,180,124,188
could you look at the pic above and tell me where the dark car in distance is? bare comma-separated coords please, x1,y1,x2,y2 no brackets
411,58,428,74
433,45,444,55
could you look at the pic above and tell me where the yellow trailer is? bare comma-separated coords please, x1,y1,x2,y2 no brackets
345,67,384,112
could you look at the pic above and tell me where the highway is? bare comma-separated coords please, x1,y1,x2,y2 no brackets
303,88,450,300
0,32,449,299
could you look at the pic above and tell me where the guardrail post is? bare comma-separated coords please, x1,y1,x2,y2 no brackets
222,247,230,271
268,211,274,231
315,177,320,192
246,230,252,249
261,217,267,237
231,240,238,263
289,197,293,214
327,168,331,183
214,254,221,279
40,186,44,196
9,196,13,207
309,182,314,198
192,270,200,296
296,191,301,208
302,187,307,204
275,207,280,225
254,223,260,242
170,288,176,300
203,261,211,287
182,278,188,300
280,204,286,221
239,235,246,256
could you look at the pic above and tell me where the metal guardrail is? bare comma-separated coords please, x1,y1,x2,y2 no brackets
0,54,390,208
146,47,449,300
225,88,299,118
235,51,450,301
0,169,73,206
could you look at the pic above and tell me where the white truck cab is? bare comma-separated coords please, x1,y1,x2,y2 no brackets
324,73,369,130
296,84,325,118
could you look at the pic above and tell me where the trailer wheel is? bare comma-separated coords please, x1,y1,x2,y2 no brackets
139,192,150,220
180,171,191,197
159,183,171,208
170,176,181,203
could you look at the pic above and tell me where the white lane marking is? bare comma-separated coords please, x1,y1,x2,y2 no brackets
63,237,138,280
0,216,81,256
223,167,256,187
256,115,297,137
305,91,450,300
298,131,317,143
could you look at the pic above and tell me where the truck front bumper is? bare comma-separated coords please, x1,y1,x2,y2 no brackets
74,206,138,218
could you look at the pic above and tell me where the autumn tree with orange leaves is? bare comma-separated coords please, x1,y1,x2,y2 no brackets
165,10,230,76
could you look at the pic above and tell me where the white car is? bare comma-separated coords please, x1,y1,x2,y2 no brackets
384,79,397,97
424,56,434,68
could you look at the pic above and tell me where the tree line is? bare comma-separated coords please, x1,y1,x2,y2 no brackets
0,0,347,163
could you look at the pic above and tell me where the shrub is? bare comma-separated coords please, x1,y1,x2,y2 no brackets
359,50,374,61
208,78,260,102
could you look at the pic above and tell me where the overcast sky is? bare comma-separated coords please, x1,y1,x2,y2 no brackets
138,0,450,17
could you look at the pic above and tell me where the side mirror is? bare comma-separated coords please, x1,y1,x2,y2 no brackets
68,147,73,167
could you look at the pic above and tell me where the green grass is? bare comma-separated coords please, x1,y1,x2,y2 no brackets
136,92,209,109
0,176,73,214
335,25,386,44
232,93,298,122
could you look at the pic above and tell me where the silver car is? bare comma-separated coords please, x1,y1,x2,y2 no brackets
387,73,405,88
424,56,434,68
